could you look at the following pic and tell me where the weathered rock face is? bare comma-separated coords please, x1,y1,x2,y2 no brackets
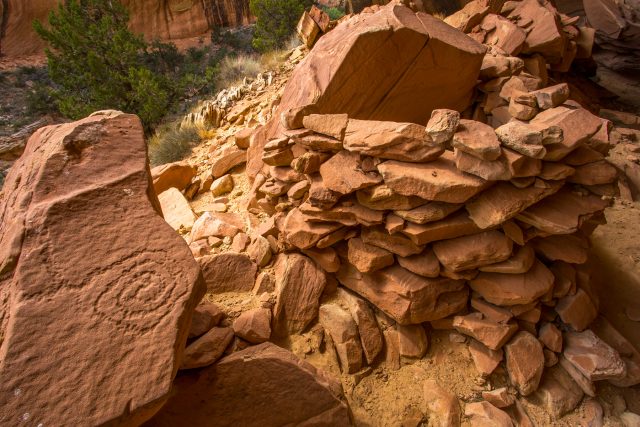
0,111,205,426
0,0,252,57
147,343,351,426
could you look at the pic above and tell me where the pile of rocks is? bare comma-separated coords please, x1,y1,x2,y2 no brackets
222,2,640,421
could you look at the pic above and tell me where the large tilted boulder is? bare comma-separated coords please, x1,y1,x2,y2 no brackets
247,2,486,178
0,111,205,426
146,343,351,426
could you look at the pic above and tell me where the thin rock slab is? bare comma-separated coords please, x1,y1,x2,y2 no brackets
378,151,490,203
343,119,444,162
361,225,424,257
147,343,350,426
465,180,564,229
348,237,395,273
302,113,349,140
339,288,384,365
199,253,257,293
336,264,468,325
453,313,518,350
357,184,428,211
468,339,504,376
181,327,234,370
397,249,441,278
402,210,481,246
505,331,545,396
0,111,205,426
478,245,535,274
452,119,501,160
319,303,364,374
394,202,463,225
282,208,343,249
319,150,382,195
470,259,555,306
432,230,513,272
563,330,627,382
273,253,328,335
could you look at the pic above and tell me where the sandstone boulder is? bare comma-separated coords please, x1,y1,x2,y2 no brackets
0,111,205,425
148,343,350,426
274,3,486,126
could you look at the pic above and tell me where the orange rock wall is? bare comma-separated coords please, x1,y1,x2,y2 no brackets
0,0,252,57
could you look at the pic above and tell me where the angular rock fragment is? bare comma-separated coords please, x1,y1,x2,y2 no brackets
567,160,618,185
479,245,535,274
348,237,395,273
158,187,197,230
397,323,429,358
152,160,197,194
452,119,501,160
505,331,545,396
233,308,272,344
402,210,481,245
282,208,342,249
273,253,327,334
426,109,460,144
531,365,584,419
539,323,563,352
555,288,598,331
470,260,555,306
453,314,518,350
319,303,364,374
199,253,257,293
397,249,441,278
211,145,246,178
303,113,349,140
181,327,234,369
149,343,351,426
531,84,570,110
466,180,563,229
495,121,547,159
340,288,384,365
465,401,514,427
344,119,444,162
530,234,589,264
394,202,463,225
319,150,382,195
336,264,468,324
482,387,516,408
191,211,240,240
361,226,424,257
379,152,489,203
433,230,513,272
469,339,504,376
357,184,428,211
563,330,627,382
423,379,461,427
189,303,224,339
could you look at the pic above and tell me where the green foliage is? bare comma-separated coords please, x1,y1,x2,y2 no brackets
33,0,174,130
218,54,262,88
321,6,345,20
250,0,311,52
211,26,256,53
148,125,200,166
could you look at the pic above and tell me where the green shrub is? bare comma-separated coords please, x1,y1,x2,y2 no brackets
250,0,311,52
33,0,175,131
148,125,200,166
321,6,345,20
218,54,262,88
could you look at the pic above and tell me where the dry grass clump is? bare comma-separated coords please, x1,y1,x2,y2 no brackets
148,124,200,166
217,54,262,88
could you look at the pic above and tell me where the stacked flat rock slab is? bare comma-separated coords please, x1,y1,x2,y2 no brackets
250,79,624,397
